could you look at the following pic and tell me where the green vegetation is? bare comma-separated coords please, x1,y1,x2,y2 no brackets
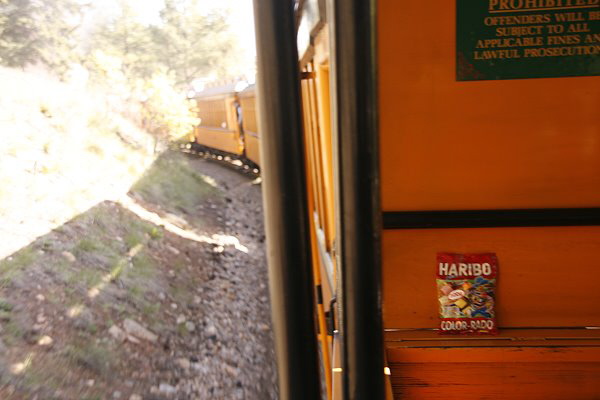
0,0,82,73
0,0,240,143
131,152,218,216
131,251,158,279
0,297,13,312
90,0,235,86
3,319,24,345
122,249,161,321
170,283,192,308
67,268,104,289
149,226,164,240
21,365,61,393
141,302,161,319
124,218,159,247
70,206,157,268
124,232,144,249
71,235,121,272
74,238,102,254
0,247,38,287
63,342,114,377
0,0,237,82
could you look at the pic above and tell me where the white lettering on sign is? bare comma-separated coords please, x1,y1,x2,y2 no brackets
439,262,492,276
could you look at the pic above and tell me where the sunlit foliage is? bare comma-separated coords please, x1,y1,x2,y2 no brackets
0,0,83,73
151,0,235,87
140,72,200,141
0,0,237,142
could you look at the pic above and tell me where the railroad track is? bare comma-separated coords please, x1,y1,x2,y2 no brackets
176,143,261,179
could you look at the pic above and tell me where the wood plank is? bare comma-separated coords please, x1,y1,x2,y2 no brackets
382,227,600,329
385,328,600,347
387,347,600,399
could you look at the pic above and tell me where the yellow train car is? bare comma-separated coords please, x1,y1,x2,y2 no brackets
193,83,244,156
253,0,600,399
238,84,261,168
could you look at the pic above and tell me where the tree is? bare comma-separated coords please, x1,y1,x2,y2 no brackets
86,1,159,81
150,0,236,88
0,0,83,73
85,0,237,89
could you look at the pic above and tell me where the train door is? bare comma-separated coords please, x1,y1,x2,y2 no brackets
379,1,600,399
225,95,245,155
238,87,261,168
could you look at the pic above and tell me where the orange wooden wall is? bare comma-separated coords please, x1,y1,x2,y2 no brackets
378,0,600,330
377,1,600,398
382,226,600,329
378,2,600,211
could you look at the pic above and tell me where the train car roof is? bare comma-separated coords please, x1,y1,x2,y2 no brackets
194,82,238,99
239,83,256,97
194,81,256,100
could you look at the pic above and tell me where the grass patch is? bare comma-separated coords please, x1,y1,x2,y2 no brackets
121,250,161,319
141,302,160,317
74,238,101,254
96,258,128,288
63,342,113,377
71,234,122,270
170,284,190,306
124,217,160,248
130,251,157,279
0,310,12,322
128,283,160,321
39,239,54,252
149,226,163,240
82,269,104,287
50,259,73,284
72,237,121,265
0,247,38,288
0,298,14,312
3,320,24,345
66,268,104,289
177,322,189,336
124,232,144,248
111,302,129,317
130,151,218,215
21,364,61,393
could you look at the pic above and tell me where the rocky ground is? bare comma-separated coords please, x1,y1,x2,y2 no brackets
0,151,277,399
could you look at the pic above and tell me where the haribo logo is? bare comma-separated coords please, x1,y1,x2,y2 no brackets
438,262,493,277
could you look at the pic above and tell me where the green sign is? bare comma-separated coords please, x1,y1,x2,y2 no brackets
457,0,600,80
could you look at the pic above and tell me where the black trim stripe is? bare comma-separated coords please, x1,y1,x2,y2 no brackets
316,284,323,305
383,208,600,230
